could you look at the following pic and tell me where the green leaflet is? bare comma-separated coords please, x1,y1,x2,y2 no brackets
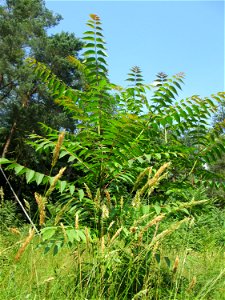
35,172,45,185
0,158,11,164
41,227,58,240
25,169,35,184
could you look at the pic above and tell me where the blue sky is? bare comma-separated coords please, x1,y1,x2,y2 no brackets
45,1,224,99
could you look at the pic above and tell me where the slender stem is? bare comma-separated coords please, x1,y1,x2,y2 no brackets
0,166,40,235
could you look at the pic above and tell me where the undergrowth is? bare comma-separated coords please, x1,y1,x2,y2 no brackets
0,210,224,300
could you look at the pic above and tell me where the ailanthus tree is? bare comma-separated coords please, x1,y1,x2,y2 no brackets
1,14,225,233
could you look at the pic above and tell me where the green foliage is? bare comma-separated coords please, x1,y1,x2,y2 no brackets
0,187,22,229
1,14,225,235
0,1,84,214
0,0,83,162
1,12,225,300
0,207,224,300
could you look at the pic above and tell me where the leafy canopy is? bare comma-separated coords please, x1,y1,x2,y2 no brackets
1,13,225,230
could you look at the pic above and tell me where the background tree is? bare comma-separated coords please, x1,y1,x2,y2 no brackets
0,0,83,211
0,0,83,160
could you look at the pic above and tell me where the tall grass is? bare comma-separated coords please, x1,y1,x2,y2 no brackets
0,164,224,299
0,206,224,300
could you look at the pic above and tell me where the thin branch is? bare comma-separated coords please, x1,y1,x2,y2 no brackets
0,166,40,235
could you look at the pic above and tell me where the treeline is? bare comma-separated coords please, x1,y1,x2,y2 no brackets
0,0,83,212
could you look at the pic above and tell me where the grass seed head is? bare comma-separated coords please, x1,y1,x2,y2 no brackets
15,228,35,261
0,186,4,202
138,214,165,242
94,188,101,208
133,166,152,191
85,227,90,247
101,235,105,253
104,189,111,206
45,167,66,198
132,191,141,207
102,204,109,219
172,256,179,273
60,222,68,242
52,130,65,167
35,192,47,226
84,183,93,199
110,227,123,244
154,162,171,178
9,227,21,235
120,196,124,209
75,213,79,229
187,276,197,292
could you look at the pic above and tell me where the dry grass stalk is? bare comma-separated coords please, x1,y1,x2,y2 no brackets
85,227,90,248
132,289,148,299
101,235,105,253
152,241,160,258
139,177,158,196
102,204,109,219
172,256,179,273
104,189,111,206
51,130,65,167
35,192,47,226
84,183,93,199
132,212,155,227
107,221,115,231
138,214,165,242
60,222,68,243
187,276,197,292
75,213,79,229
132,190,141,207
132,166,152,192
45,167,66,198
9,227,21,235
94,188,100,208
137,162,171,196
120,196,124,209
0,186,4,202
154,162,171,178
110,227,123,244
149,217,190,248
15,228,35,261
